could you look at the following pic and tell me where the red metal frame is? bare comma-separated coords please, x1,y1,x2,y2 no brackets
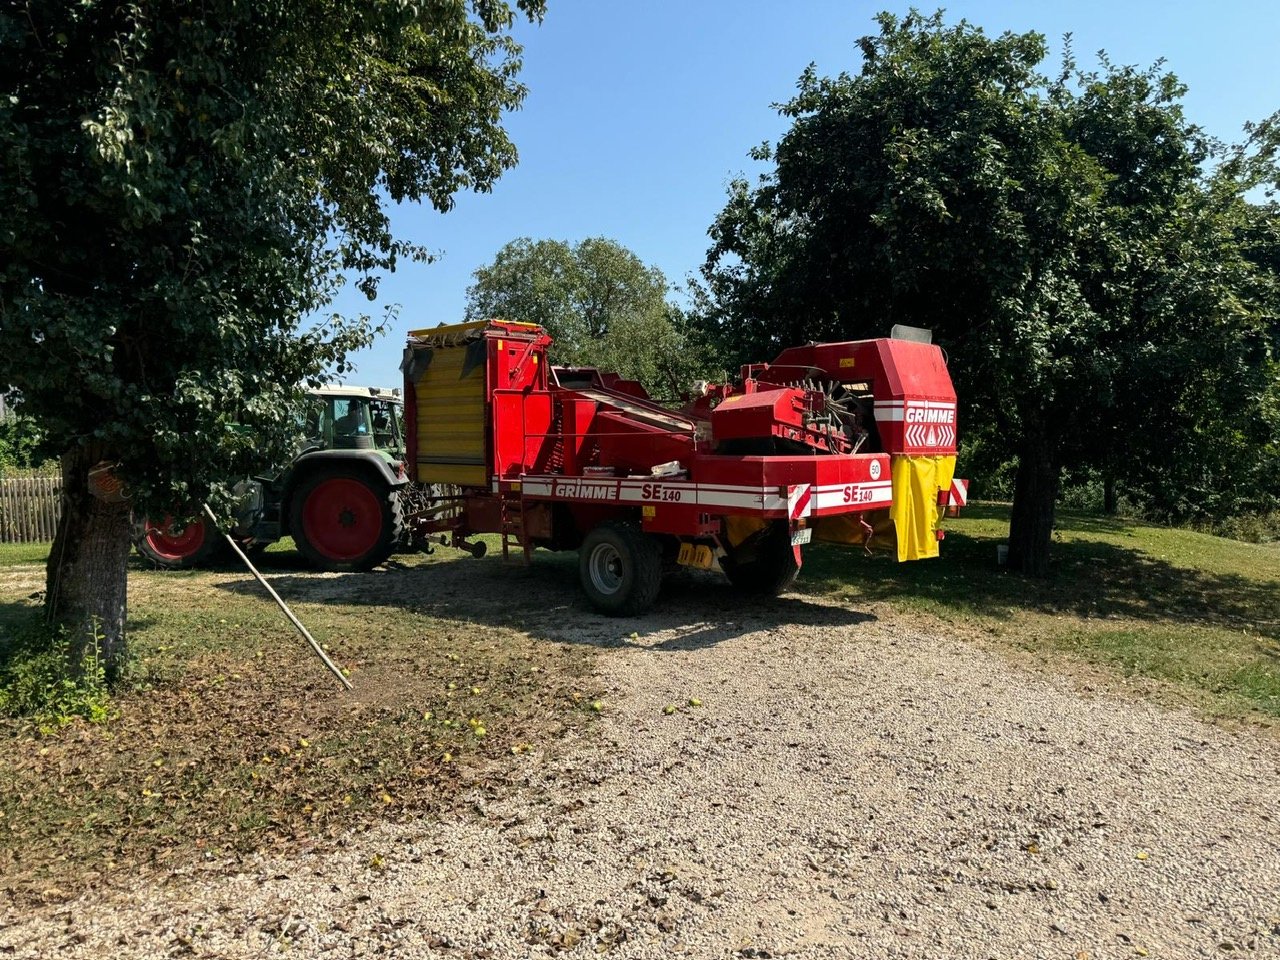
404,323,959,561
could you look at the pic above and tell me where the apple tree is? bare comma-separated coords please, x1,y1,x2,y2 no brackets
0,0,545,676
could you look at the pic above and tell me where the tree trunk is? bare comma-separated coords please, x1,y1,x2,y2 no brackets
1103,476,1118,515
44,445,132,682
1007,434,1060,578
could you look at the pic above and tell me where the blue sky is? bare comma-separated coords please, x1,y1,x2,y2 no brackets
333,0,1280,387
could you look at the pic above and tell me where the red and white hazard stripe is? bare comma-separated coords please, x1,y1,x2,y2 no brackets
947,478,969,516
788,484,812,520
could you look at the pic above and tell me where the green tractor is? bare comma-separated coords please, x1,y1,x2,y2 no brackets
135,386,408,571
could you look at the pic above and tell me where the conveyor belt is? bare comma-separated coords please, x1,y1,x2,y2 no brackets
573,388,696,434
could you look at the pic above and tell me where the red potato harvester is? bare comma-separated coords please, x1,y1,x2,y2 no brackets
402,319,965,614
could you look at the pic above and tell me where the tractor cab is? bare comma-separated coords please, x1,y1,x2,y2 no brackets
302,386,404,458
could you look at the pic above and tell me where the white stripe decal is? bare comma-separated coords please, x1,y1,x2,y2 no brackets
811,483,894,511
876,399,954,409
516,476,894,513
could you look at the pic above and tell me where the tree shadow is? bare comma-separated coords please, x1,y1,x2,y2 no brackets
0,599,40,638
212,549,877,651
801,517,1280,640
138,501,1280,650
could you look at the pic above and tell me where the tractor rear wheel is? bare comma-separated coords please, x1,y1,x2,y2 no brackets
578,520,662,616
720,520,800,596
135,514,226,569
290,467,403,572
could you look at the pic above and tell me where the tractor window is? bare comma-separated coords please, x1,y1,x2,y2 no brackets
302,398,327,447
369,399,401,451
332,398,370,439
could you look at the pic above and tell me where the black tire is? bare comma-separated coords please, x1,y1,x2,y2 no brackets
289,465,403,572
578,520,663,616
720,520,800,596
134,514,227,569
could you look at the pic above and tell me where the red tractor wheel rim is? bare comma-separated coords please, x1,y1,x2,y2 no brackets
144,515,206,561
301,478,382,561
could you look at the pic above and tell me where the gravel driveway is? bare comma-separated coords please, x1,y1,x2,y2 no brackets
3,588,1278,959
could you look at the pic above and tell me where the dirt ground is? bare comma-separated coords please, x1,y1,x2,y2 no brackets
2,559,1279,958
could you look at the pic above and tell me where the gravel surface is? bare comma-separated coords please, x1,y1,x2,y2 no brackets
3,589,1278,959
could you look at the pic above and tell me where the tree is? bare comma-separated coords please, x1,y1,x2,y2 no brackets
0,401,48,471
466,237,712,396
696,11,1277,574
0,1,544,677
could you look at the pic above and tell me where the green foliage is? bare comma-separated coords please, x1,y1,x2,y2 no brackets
0,0,544,517
466,237,715,396
0,410,49,470
0,618,110,733
1206,510,1280,545
695,10,1280,561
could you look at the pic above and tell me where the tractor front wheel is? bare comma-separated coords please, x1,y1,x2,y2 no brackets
290,467,403,572
578,521,663,616
135,514,226,569
720,520,800,596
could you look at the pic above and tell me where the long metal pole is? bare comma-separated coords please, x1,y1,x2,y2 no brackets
202,503,353,691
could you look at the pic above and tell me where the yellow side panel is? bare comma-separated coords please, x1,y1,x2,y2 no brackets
890,454,956,562
419,462,489,486
412,341,488,487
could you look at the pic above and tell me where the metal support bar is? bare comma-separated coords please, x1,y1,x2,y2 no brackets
201,503,353,692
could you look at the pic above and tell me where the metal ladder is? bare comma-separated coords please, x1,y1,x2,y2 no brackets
500,497,532,564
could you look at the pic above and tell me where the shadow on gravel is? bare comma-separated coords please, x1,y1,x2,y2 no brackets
213,548,877,651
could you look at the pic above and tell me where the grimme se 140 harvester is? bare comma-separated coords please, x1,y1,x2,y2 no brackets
401,319,963,615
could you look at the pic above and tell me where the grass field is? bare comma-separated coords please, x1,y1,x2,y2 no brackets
0,504,1276,901
0,541,52,566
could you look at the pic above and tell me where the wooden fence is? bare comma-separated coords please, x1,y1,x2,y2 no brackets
0,474,61,543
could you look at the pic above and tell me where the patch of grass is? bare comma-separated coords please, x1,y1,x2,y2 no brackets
0,548,596,903
801,502,1280,721
0,541,49,567
1042,626,1279,715
0,618,110,733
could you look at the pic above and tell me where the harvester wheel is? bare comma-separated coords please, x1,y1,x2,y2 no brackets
720,520,799,596
135,514,226,569
290,466,403,572
578,520,662,616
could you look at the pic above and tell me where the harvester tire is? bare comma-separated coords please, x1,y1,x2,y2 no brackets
290,466,403,572
720,520,799,596
135,514,226,569
579,520,662,616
